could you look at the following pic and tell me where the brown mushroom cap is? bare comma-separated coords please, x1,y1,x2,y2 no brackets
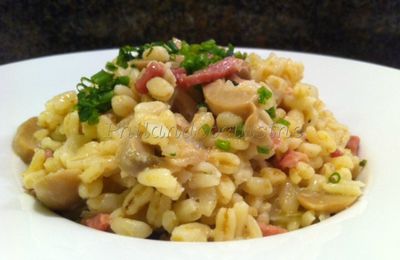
34,169,82,211
171,87,201,121
116,137,160,176
244,105,274,147
297,189,358,213
203,79,257,118
13,117,40,164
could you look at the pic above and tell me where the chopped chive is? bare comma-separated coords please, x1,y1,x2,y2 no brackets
76,40,244,125
276,118,290,127
115,76,130,86
201,124,211,136
105,62,117,71
359,159,367,167
226,43,234,56
197,103,208,109
97,90,114,105
257,86,272,104
257,146,270,154
164,40,179,53
328,172,341,184
266,107,276,119
234,51,247,59
234,123,245,138
179,39,239,74
169,153,176,157
216,139,231,151
91,70,113,87
146,46,154,56
76,77,93,90
116,45,135,68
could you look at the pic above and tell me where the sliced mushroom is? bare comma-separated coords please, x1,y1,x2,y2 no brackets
203,79,257,118
244,105,273,147
116,136,160,176
238,62,251,79
171,87,200,121
227,62,252,84
34,169,82,211
297,189,358,213
165,137,208,168
13,117,40,164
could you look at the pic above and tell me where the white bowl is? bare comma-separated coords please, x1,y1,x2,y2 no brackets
1,48,399,260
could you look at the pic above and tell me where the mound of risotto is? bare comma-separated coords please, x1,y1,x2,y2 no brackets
13,39,367,241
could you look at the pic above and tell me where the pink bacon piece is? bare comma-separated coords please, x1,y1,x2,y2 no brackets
330,149,344,158
84,213,111,231
44,149,53,158
346,135,360,155
259,223,287,236
176,57,244,89
135,61,166,94
278,150,309,169
171,67,187,87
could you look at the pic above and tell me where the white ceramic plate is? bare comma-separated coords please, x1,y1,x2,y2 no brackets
1,48,399,260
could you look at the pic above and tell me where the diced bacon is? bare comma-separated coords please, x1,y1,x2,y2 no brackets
270,133,281,149
44,149,53,158
177,57,244,89
171,67,187,87
279,150,309,169
135,61,166,94
346,135,360,155
259,223,287,236
330,149,344,158
84,213,110,231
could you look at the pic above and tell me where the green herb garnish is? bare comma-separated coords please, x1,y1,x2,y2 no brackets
115,41,179,69
266,107,276,119
257,86,272,104
359,159,367,167
328,172,341,183
276,118,290,127
197,103,208,109
116,45,135,68
77,69,127,124
164,40,180,53
169,153,176,157
91,70,114,87
257,146,270,154
179,40,236,74
76,39,247,124
105,62,117,71
115,39,244,74
216,139,231,151
201,124,212,136
141,40,180,57
77,86,114,124
115,76,130,86
146,46,154,56
234,51,247,59
234,123,245,138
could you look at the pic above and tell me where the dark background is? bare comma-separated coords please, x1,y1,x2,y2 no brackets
1,0,399,68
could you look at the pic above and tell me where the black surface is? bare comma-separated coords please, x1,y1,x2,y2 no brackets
1,0,399,68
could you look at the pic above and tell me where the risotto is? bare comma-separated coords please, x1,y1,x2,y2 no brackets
13,39,367,242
